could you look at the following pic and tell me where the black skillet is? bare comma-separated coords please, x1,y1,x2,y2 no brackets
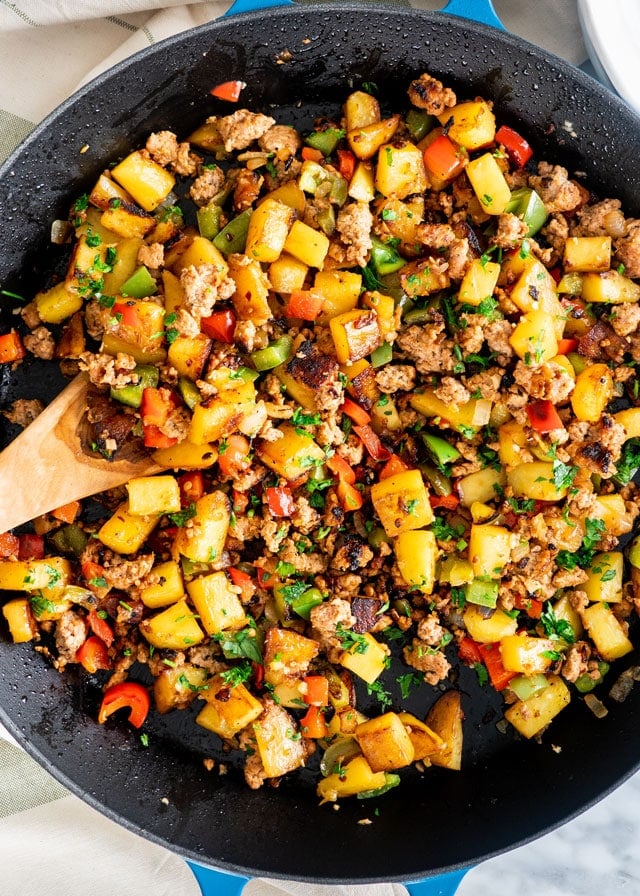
1,2,640,894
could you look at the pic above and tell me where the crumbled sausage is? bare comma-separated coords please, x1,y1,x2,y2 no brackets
217,109,276,153
408,73,456,115
24,326,55,360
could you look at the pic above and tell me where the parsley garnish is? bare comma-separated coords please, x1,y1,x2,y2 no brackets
213,627,262,663
540,603,575,644
220,661,253,687
335,623,369,654
168,503,197,527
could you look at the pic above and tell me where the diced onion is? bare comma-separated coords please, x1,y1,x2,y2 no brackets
50,219,72,244
584,693,608,718
472,399,492,426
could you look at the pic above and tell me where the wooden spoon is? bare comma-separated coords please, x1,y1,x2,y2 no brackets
0,374,161,533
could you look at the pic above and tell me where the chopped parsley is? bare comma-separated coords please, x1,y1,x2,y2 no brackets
220,661,253,687
168,503,197,527
540,603,576,644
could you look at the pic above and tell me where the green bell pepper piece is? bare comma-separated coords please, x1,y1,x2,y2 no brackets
178,376,202,410
196,202,223,240
298,160,348,207
357,772,401,799
464,577,499,609
505,187,548,236
370,341,393,368
405,109,434,142
110,364,159,408
289,586,325,621
423,433,462,468
370,236,405,277
120,265,157,299
575,661,610,694
212,208,252,255
250,335,293,372
49,524,88,556
305,127,345,156
508,673,550,701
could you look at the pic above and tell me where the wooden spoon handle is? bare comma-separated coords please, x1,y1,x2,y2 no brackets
0,374,159,533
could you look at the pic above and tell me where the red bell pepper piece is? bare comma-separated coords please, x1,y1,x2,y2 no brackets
353,423,392,461
429,493,460,511
495,124,533,168
302,675,329,707
0,532,20,558
228,567,257,602
301,146,324,163
284,289,325,321
201,309,237,343
112,301,142,329
555,337,579,355
82,560,108,593
51,500,81,524
458,636,483,666
336,478,363,512
476,642,516,691
379,454,411,480
341,397,372,426
513,595,544,619
210,79,246,102
87,609,115,648
299,704,328,739
76,636,112,674
422,134,465,182
98,681,150,729
178,471,205,507
217,433,251,478
256,567,274,590
337,148,356,181
0,331,26,364
526,399,564,433
141,387,174,427
265,485,296,518
18,534,45,561
326,452,356,485
142,423,178,449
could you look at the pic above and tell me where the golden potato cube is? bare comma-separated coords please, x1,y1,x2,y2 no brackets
227,254,273,324
170,235,229,276
508,258,565,336
355,712,415,772
410,388,489,434
348,115,402,161
111,150,176,211
468,523,513,578
614,406,640,440
370,469,434,537
458,258,501,306
167,334,213,381
154,662,209,714
100,203,155,239
339,632,390,684
425,690,463,770
256,423,326,481
252,702,309,779
397,712,445,761
594,494,633,537
563,236,612,272
245,197,294,263
89,171,134,210
437,99,495,150
348,160,376,202
361,290,398,342
400,258,450,297
371,394,402,432
140,596,205,650
273,363,318,412
507,461,569,503
126,475,181,516
140,560,185,609
552,592,584,639
161,269,185,314
466,152,511,214
268,253,309,294
283,220,330,268
457,467,507,507
101,299,167,365
263,626,319,686
394,529,437,594
509,308,558,364
437,555,475,586
102,237,144,296
580,270,640,304
187,570,247,635
582,551,624,603
152,439,218,471
499,635,557,674
261,180,306,214
329,309,381,364
317,755,387,803
34,281,83,325
171,491,230,564
375,139,427,198
463,604,518,644
98,502,159,554
2,597,38,643
581,602,633,661
0,557,72,597
570,363,613,422
196,676,263,739
314,270,362,322
344,90,381,131
505,675,570,738
188,119,224,151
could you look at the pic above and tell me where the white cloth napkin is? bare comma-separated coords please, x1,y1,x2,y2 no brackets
0,2,588,894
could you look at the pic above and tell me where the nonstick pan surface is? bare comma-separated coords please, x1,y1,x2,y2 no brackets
1,3,640,885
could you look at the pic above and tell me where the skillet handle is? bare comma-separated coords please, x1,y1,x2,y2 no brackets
442,0,504,30
226,0,293,14
187,861,250,896
405,868,469,896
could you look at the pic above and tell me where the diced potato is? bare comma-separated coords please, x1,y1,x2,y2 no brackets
355,712,415,772
0,557,72,595
154,662,209,714
375,139,427,199
126,475,181,516
273,363,318,412
370,469,434,537
189,398,255,445
593,494,634,536
317,755,387,802
508,259,565,339
103,237,145,296
437,99,496,150
344,91,381,131
410,388,490,434
580,270,640,304
457,467,507,507
340,632,390,684
563,236,611,272
139,596,205,650
500,635,557,674
463,604,518,643
468,524,513,579
361,290,398,342
263,626,319,687
614,407,640,439
371,394,402,432
465,152,512,215
458,258,501,306
581,602,633,661
553,592,584,639
227,254,273,324
188,119,224,151
348,160,376,202
570,363,613,422
161,269,185,314
582,551,624,603
34,281,83,324
437,555,474,586
111,150,176,211
373,196,424,248
140,560,185,609
100,203,155,239
348,116,401,161
400,258,450,297
268,253,309,294
187,570,247,635
252,702,308,778
171,491,230,563
196,675,263,739
152,439,218,471
98,502,159,554
256,423,326,480
509,308,559,364
507,461,568,502
395,529,437,594
329,309,381,364
314,270,362,322
504,675,570,738
283,220,330,268
170,235,229,276
89,171,134,210
2,597,38,642
260,180,306,214
396,712,445,761
101,299,167,365
425,690,463,770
